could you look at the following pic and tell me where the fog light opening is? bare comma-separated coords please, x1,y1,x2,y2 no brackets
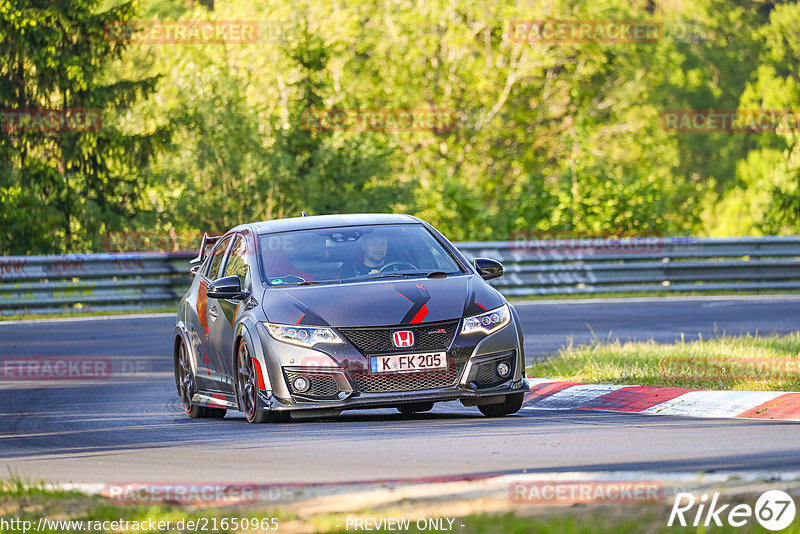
293,376,310,393
496,361,511,378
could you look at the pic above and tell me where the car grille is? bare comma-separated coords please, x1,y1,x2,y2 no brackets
284,370,340,399
351,362,465,393
472,353,515,389
340,320,460,354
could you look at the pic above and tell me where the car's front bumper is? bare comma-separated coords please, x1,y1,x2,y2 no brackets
255,377,529,416
252,305,528,416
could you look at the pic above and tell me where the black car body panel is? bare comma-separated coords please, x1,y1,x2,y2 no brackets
260,275,503,327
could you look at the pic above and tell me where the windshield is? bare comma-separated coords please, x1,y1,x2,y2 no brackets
258,224,464,286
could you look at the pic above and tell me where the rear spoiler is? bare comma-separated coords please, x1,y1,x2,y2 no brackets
189,233,223,265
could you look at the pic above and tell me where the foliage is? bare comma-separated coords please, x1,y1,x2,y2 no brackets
0,0,168,254
2,0,800,254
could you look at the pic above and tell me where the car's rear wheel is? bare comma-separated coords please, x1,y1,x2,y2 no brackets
397,402,435,414
176,338,223,418
236,338,287,424
478,392,524,417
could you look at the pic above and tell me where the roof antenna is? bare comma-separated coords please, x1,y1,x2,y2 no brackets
301,211,308,217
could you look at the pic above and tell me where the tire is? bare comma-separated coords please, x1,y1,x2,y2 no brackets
235,338,288,424
176,337,212,419
478,392,524,417
397,402,435,414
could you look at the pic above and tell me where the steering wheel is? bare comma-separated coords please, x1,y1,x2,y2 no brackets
272,274,306,284
379,261,417,272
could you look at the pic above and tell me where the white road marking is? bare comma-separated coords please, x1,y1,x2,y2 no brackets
642,390,787,418
522,384,631,410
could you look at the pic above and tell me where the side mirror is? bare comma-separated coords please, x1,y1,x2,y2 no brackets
474,258,504,280
189,264,200,277
207,275,248,300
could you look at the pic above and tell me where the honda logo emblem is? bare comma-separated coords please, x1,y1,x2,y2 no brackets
392,330,414,348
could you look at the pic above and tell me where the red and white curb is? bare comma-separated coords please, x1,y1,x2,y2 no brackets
523,378,800,421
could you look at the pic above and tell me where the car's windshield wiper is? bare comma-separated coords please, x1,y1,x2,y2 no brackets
365,272,413,280
365,271,453,281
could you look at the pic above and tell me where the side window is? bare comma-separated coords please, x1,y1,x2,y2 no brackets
206,236,232,280
224,235,250,288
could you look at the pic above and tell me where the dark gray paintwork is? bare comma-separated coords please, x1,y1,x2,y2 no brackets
174,217,526,417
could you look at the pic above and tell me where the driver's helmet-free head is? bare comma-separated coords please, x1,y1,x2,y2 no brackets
361,229,389,265
362,228,389,244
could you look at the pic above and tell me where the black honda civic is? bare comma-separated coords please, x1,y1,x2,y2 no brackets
173,213,528,423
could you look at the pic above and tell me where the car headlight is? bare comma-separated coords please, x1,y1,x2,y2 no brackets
461,304,510,335
264,323,344,347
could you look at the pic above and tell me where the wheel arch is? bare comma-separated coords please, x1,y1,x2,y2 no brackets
235,318,273,393
508,303,526,380
173,324,194,395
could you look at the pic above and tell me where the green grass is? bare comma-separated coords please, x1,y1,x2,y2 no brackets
409,511,800,534
0,473,84,499
316,512,657,534
527,332,800,390
2,478,798,533
0,306,175,322
0,477,290,534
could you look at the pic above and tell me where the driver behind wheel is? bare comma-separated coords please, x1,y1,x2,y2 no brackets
340,230,411,278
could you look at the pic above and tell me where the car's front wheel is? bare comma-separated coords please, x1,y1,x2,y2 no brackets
235,338,287,424
478,392,524,417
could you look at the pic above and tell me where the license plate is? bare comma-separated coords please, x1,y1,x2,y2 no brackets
370,352,447,374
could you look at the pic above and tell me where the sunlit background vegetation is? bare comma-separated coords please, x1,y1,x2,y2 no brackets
2,0,800,254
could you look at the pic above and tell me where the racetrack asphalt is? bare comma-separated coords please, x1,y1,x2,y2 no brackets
1,295,799,485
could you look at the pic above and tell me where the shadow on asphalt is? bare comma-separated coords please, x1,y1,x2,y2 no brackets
3,380,796,463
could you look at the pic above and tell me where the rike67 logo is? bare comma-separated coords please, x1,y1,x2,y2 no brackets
669,490,796,531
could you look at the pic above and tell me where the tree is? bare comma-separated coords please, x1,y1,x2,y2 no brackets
0,0,167,254
708,1,800,235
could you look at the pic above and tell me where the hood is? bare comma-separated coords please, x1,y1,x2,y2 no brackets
261,275,504,327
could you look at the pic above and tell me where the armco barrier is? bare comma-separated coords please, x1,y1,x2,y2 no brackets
1,236,799,316
456,235,800,296
0,252,193,316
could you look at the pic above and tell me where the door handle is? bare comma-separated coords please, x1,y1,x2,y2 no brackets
209,306,218,322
